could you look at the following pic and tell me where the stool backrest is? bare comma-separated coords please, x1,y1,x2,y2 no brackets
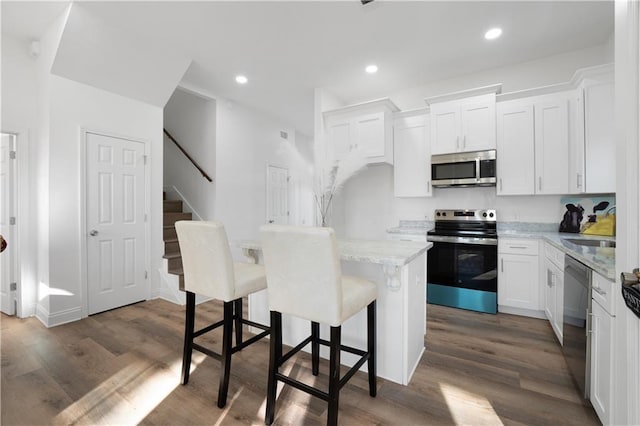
260,224,342,325
175,221,235,300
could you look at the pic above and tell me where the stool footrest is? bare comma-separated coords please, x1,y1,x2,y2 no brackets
281,336,313,365
194,319,224,338
192,342,222,361
317,338,367,357
276,373,329,401
232,329,270,353
242,318,270,331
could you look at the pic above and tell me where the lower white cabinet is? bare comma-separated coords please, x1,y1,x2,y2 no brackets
498,239,540,314
590,271,615,425
544,243,565,344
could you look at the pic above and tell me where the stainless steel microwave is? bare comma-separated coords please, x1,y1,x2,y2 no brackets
431,150,497,188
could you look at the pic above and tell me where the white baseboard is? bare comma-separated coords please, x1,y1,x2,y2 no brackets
36,304,82,328
498,305,546,319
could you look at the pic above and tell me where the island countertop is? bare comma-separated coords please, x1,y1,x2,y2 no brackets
236,238,432,266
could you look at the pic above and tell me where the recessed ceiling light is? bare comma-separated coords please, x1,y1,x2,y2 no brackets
485,28,502,40
235,75,248,84
365,64,378,74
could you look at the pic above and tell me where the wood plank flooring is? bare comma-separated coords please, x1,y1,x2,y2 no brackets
1,300,599,425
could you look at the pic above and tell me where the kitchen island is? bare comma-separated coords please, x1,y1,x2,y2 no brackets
236,238,431,385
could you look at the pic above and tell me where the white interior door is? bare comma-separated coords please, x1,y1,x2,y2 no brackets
266,165,289,225
86,132,147,315
0,134,16,315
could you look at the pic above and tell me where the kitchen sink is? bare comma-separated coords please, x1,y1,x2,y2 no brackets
564,238,616,248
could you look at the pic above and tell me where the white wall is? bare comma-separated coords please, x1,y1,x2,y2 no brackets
1,35,38,317
40,76,163,327
163,88,216,219
214,98,297,259
333,44,612,238
380,43,612,112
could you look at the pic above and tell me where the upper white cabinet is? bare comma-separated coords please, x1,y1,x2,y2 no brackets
534,96,570,194
497,92,572,195
496,102,535,195
323,98,399,165
426,85,500,155
570,65,615,194
393,110,432,197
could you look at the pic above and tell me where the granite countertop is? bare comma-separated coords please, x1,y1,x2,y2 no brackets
236,238,432,267
386,220,433,236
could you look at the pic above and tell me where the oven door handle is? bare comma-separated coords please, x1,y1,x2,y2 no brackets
427,235,498,246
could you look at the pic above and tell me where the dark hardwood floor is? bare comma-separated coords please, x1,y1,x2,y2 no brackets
1,299,599,425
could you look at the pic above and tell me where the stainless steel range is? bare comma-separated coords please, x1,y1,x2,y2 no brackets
427,209,498,314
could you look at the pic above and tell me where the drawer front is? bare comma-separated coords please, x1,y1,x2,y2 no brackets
499,238,539,256
592,271,615,316
545,242,565,269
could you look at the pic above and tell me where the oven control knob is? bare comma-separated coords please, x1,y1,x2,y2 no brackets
482,212,487,217
436,212,440,217
489,212,494,218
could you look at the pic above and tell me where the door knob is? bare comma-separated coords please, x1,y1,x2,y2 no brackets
268,220,274,224
89,230,99,236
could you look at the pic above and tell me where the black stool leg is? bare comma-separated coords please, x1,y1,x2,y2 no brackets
265,311,282,425
234,298,243,348
311,321,320,376
218,301,234,408
181,291,196,385
367,300,377,397
327,325,341,426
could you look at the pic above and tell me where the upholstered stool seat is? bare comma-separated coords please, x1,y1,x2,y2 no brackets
175,220,270,408
260,224,377,426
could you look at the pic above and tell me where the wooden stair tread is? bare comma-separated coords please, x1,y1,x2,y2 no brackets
168,267,184,276
163,252,182,260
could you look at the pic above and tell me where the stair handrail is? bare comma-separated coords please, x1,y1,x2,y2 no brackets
163,128,213,182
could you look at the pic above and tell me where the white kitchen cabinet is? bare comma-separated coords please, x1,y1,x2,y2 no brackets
496,92,572,196
393,111,432,197
498,238,540,315
323,98,399,165
496,102,535,195
544,243,565,344
584,80,615,193
428,93,497,155
534,97,570,194
590,271,615,425
569,65,615,194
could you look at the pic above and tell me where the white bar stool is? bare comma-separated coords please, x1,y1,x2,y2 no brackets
259,224,377,426
175,220,270,408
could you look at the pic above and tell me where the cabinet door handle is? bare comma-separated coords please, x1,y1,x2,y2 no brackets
456,136,460,149
501,258,504,273
499,178,503,192
538,177,542,192
462,134,466,149
592,286,607,296
577,173,582,189
508,246,528,249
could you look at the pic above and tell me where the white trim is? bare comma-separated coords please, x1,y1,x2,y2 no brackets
425,83,502,105
323,97,400,115
79,128,152,319
36,304,82,328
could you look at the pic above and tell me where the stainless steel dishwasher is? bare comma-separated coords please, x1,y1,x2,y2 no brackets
563,254,592,399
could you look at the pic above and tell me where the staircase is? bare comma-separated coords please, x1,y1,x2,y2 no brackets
163,193,191,290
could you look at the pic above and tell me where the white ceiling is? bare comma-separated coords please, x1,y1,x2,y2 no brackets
2,1,614,137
